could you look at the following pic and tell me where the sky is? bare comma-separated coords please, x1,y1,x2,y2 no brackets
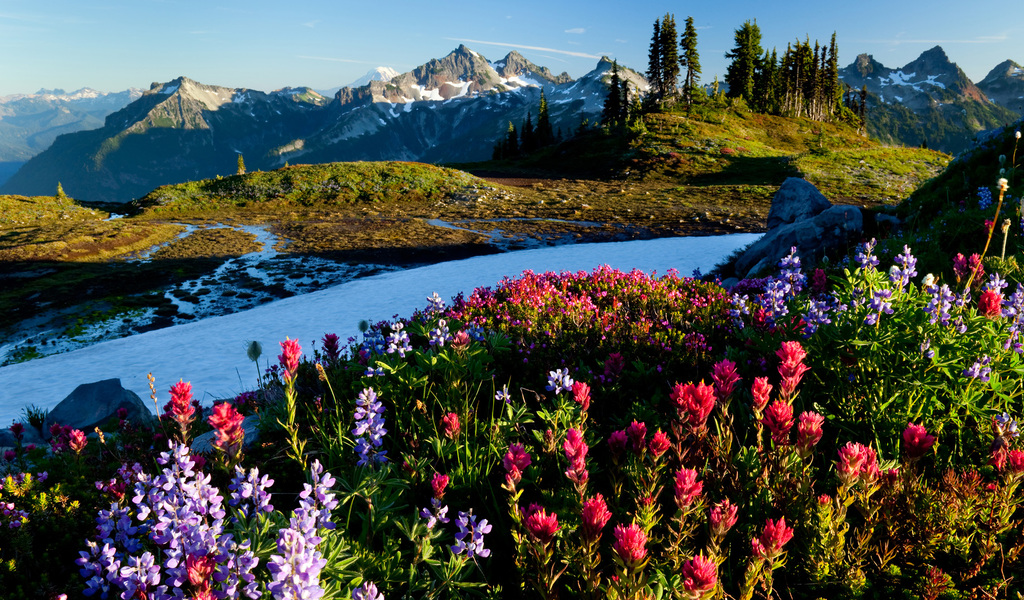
1,0,1021,97
0,233,761,427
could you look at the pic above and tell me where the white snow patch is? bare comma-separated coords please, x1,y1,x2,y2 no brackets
0,235,760,424
160,84,179,95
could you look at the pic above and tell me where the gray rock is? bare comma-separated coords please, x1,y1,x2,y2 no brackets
190,414,261,456
43,378,156,436
736,205,863,278
766,177,832,230
0,423,45,448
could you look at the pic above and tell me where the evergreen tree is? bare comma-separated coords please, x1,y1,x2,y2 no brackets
536,90,555,146
505,121,519,156
521,111,536,153
679,16,701,108
236,153,246,175
825,32,840,117
659,14,680,100
752,49,779,114
602,60,624,127
647,19,662,102
619,78,631,124
724,19,762,104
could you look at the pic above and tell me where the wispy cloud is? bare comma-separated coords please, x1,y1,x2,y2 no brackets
446,37,600,59
297,55,378,65
565,27,585,34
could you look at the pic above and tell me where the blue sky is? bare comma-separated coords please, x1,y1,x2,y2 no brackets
1,0,1020,96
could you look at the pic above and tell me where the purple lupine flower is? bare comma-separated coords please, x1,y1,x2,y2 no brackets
228,464,275,519
360,329,387,358
729,293,750,328
761,279,791,321
364,366,385,378
855,238,879,271
466,325,486,342
451,510,493,559
778,247,806,295
386,322,412,357
495,385,511,404
118,552,162,600
925,284,954,326
921,338,935,360
889,245,918,289
420,498,450,529
964,356,992,382
353,581,385,600
978,186,994,210
428,319,451,348
426,291,446,313
985,273,1009,292
353,388,388,467
802,298,832,336
546,368,574,395
865,289,894,325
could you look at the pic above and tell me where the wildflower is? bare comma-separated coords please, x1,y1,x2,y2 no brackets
546,368,574,395
581,494,612,541
854,238,879,271
278,338,302,381
763,401,794,445
168,379,195,425
451,510,492,558
710,498,738,540
796,411,825,457
963,356,992,382
953,253,984,284
802,298,832,335
420,498,450,529
673,468,703,511
1007,449,1024,474
753,517,794,561
564,428,589,486
978,289,1003,318
778,247,806,294
625,421,648,456
385,322,412,357
921,338,935,360
612,523,648,570
712,359,741,402
837,442,880,487
903,422,936,458
450,330,471,348
680,554,717,598
441,412,460,439
890,245,918,289
524,505,560,545
352,581,385,600
9,422,24,442
320,333,341,362
428,319,450,348
352,388,388,467
186,553,216,589
228,464,274,518
69,429,87,454
761,279,791,321
751,377,772,413
777,341,810,399
925,284,955,325
572,381,591,411
503,443,532,487
426,291,446,312
603,352,626,380
864,289,894,325
495,384,511,404
978,187,994,210
208,401,245,460
608,429,628,460
671,382,716,428
648,429,671,460
431,473,449,499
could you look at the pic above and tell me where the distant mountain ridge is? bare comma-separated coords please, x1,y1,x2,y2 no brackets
839,46,1020,154
1,46,646,203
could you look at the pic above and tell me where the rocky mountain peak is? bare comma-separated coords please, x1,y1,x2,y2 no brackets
978,59,1024,112
852,54,888,78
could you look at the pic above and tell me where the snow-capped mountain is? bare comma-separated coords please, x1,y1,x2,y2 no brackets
343,66,402,89
1,46,646,203
839,46,1018,154
977,60,1024,114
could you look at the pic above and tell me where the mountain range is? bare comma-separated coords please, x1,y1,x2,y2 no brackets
838,46,1022,154
1,45,644,203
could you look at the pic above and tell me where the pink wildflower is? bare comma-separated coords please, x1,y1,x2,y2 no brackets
762,401,794,445
712,359,741,403
321,333,341,362
524,505,559,545
278,338,302,381
978,290,1003,318
441,412,460,439
625,420,648,456
581,494,612,542
751,377,772,413
572,381,591,411
753,517,794,560
503,443,532,486
9,422,24,441
903,422,936,459
4,449,15,462
681,554,718,597
648,429,671,460
208,402,244,459
777,341,810,400
709,498,738,539
604,352,626,380
671,382,716,428
431,473,449,499
563,428,589,485
1006,449,1024,474
168,380,195,425
68,429,87,454
837,441,880,487
612,523,648,569
673,468,703,510
608,429,628,459
186,553,216,589
796,411,825,456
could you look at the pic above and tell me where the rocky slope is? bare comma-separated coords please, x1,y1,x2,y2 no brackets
977,59,1024,114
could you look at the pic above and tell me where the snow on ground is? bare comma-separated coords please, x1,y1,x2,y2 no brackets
0,234,759,425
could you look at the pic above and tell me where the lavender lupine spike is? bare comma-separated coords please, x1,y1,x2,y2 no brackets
420,498,451,529
353,581,385,600
730,293,750,328
802,298,833,336
451,510,493,558
985,273,1009,292
546,368,574,395
964,356,992,382
890,245,918,289
427,291,447,312
978,187,994,210
385,322,412,357
865,289,894,325
925,284,955,326
353,388,388,467
428,319,451,348
855,238,880,271
228,464,275,519
778,247,806,295
762,279,791,320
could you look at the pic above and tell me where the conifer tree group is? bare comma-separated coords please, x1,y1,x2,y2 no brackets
492,90,558,159
645,13,698,106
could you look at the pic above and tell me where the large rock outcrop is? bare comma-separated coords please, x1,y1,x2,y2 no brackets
42,378,156,435
733,178,864,278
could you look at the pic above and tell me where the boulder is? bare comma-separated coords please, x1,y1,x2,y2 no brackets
190,415,261,455
43,379,156,436
766,177,832,230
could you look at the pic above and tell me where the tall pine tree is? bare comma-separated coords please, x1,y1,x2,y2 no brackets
659,14,680,100
647,19,662,102
679,16,701,108
536,89,554,146
724,19,762,104
602,60,625,127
